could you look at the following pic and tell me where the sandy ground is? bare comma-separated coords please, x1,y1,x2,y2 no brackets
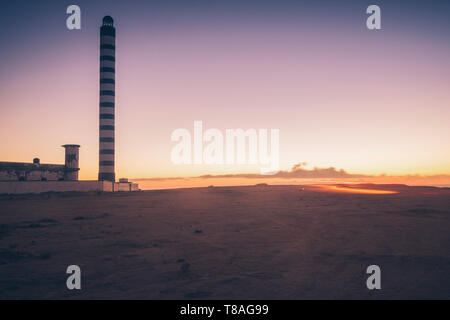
0,184,449,299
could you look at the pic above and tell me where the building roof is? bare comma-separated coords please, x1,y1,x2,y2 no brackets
0,161,65,172
62,144,80,148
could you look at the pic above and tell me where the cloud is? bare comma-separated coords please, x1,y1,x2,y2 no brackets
134,163,450,188
291,162,308,171
199,162,369,179
134,176,188,181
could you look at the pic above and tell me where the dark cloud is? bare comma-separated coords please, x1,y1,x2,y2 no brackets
199,162,369,179
134,177,188,181
134,164,450,188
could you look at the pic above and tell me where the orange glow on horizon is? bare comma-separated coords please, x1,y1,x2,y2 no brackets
312,185,398,194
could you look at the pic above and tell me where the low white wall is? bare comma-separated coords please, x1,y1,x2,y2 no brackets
0,181,114,194
102,180,113,192
114,182,132,192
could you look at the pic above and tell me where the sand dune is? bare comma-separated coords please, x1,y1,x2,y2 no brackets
0,184,449,299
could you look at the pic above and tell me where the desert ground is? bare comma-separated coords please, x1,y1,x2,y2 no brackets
0,184,449,299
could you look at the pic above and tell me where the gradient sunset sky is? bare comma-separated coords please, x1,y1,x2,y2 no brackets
1,0,449,180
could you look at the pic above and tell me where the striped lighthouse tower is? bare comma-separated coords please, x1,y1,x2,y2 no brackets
98,16,116,181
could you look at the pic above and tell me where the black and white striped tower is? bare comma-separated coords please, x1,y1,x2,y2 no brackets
98,16,116,181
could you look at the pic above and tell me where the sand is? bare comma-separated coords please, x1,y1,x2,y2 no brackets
0,184,449,299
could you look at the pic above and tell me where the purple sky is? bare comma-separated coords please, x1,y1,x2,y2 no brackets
1,0,449,180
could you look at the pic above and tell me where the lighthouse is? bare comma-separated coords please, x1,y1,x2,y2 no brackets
0,15,139,194
98,16,116,181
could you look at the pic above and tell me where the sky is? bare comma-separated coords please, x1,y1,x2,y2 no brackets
1,0,450,182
